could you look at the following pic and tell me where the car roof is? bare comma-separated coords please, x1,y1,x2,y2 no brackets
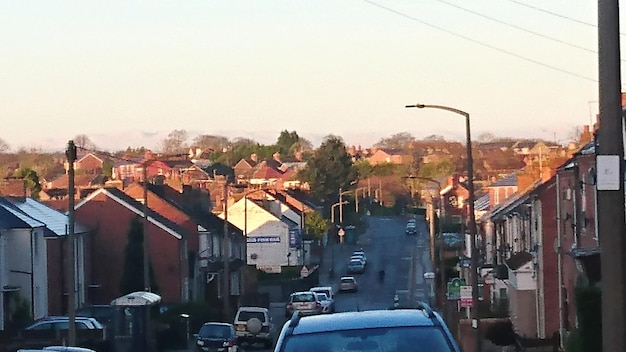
237,306,268,312
310,286,333,291
288,310,436,334
202,322,234,327
292,291,314,295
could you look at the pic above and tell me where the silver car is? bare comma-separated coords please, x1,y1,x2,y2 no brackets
314,293,333,314
347,259,365,274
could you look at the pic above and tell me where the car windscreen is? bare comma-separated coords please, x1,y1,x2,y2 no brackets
236,311,266,322
279,326,454,352
291,293,315,302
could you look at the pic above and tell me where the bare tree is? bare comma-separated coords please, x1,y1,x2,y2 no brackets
74,134,97,150
0,138,10,153
567,126,584,144
192,134,229,152
231,137,258,147
477,132,497,143
160,129,188,153
374,132,416,149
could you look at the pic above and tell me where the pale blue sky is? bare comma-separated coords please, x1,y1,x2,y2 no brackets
1,1,621,151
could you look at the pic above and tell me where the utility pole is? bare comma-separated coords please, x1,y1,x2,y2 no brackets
142,160,151,293
598,1,626,350
222,181,231,320
141,158,152,352
465,114,481,352
65,140,77,346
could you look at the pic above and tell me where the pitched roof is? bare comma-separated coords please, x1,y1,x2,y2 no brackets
505,251,533,270
77,152,104,164
0,196,89,236
489,172,518,187
75,187,189,239
161,159,194,169
251,165,284,180
144,183,233,233
47,174,101,189
474,193,490,212
0,198,45,229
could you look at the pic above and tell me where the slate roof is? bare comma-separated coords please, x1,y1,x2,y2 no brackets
489,172,518,187
0,196,89,237
144,183,235,234
474,193,491,212
0,198,45,229
505,251,533,270
162,159,194,169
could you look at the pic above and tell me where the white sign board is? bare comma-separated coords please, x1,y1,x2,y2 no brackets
596,155,621,191
460,285,473,308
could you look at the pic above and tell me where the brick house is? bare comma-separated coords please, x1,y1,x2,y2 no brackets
440,173,470,221
367,148,411,165
139,183,248,311
234,154,259,181
64,152,105,175
554,142,599,341
485,141,599,348
74,187,191,305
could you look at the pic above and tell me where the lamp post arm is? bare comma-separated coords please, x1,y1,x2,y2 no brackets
406,104,469,118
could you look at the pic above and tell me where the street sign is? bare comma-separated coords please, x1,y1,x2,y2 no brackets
446,278,466,300
460,285,473,308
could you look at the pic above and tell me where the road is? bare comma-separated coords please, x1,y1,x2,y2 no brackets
259,215,435,351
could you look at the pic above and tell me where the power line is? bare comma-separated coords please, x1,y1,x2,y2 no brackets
361,0,598,82
505,0,626,36
436,0,597,55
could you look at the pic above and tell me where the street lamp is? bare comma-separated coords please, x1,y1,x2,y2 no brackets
331,201,349,225
406,103,480,352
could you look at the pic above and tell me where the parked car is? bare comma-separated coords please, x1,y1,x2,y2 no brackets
314,293,333,314
347,259,365,274
309,286,335,312
26,317,104,330
75,305,113,330
44,347,97,352
350,253,367,266
18,348,96,352
339,276,358,292
195,322,239,352
352,249,367,264
285,291,322,318
233,306,274,349
273,303,461,352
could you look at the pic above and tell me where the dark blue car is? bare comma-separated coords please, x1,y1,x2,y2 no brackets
274,304,460,352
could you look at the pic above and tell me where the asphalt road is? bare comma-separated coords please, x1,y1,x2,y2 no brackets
257,215,435,352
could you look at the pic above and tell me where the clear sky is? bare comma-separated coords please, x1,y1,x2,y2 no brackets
1,1,622,152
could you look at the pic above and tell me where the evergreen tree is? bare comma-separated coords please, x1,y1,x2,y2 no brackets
300,135,358,202
120,217,159,295
14,167,41,199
